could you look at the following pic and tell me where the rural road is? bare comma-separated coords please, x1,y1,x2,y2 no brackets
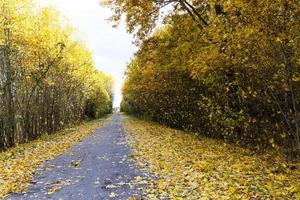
7,114,148,200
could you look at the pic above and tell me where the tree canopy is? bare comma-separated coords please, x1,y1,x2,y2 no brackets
0,0,113,150
119,0,300,158
101,0,212,42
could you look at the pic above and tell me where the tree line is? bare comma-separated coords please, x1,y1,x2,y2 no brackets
103,0,300,158
0,0,113,151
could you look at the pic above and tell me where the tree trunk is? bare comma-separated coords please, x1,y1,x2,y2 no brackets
2,24,15,148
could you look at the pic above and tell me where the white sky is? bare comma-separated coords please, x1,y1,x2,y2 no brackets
36,0,136,108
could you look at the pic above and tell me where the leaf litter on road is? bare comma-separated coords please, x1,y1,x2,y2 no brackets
0,117,111,198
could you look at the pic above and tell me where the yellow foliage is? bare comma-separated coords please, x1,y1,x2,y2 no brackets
0,0,114,149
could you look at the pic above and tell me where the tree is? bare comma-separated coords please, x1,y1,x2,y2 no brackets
120,0,300,158
0,0,114,150
101,0,211,41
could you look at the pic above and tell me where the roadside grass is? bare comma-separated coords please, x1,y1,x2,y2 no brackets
123,115,300,199
0,115,111,198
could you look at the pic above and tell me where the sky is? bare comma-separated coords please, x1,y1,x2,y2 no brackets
36,0,136,108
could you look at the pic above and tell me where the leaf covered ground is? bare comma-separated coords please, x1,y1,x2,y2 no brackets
0,116,111,198
123,115,300,199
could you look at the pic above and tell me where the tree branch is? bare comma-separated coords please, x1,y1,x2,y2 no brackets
181,0,209,26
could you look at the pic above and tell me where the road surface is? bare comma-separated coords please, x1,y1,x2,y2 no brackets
7,114,148,200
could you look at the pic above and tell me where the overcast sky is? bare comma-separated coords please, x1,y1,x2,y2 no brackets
36,0,136,108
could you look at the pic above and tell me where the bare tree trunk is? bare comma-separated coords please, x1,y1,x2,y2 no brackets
282,41,300,156
2,22,15,148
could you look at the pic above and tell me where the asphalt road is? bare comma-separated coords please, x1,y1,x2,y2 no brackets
7,114,148,200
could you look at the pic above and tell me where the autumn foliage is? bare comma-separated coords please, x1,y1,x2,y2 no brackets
103,0,300,157
0,0,113,151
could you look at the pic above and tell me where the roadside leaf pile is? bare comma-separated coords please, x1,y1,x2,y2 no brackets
124,116,300,199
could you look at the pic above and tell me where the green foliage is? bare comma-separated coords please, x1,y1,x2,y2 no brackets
119,0,300,158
